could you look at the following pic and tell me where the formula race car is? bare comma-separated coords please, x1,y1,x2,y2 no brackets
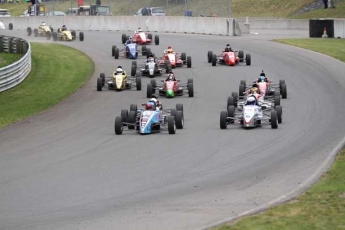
52,27,84,42
208,49,251,66
114,103,184,135
97,68,141,91
146,75,194,98
239,79,287,99
112,44,151,59
121,30,159,45
157,49,191,69
220,96,282,129
130,56,167,78
27,25,54,39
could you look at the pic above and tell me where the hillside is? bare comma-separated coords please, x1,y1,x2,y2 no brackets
0,0,344,18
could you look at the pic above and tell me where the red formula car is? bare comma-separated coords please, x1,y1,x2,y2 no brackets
208,48,251,66
121,28,159,45
157,47,192,69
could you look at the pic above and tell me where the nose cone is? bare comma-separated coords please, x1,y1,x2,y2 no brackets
166,89,174,98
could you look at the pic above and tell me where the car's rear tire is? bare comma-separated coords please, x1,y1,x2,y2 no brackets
181,52,186,62
114,48,119,59
238,50,244,60
79,32,84,41
131,64,136,77
231,92,239,107
34,28,38,37
114,116,123,135
274,95,280,106
130,104,137,112
46,31,51,40
111,45,116,56
132,61,137,68
148,33,152,39
227,96,234,107
146,48,151,58
154,35,159,45
147,83,153,98
136,76,141,90
281,84,287,99
127,111,136,130
240,80,246,86
121,34,126,44
150,79,157,88
275,105,282,123
176,103,183,112
188,79,193,85
212,54,217,66
121,109,128,122
100,73,105,86
52,32,58,41
9,23,13,30
239,84,245,97
207,51,213,63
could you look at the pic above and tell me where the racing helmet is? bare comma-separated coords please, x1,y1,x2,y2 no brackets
260,70,266,76
168,74,173,80
252,83,258,88
259,76,266,82
116,68,123,74
246,97,256,105
150,98,158,104
41,22,46,26
145,103,154,110
137,28,143,33
150,94,157,99
148,57,154,62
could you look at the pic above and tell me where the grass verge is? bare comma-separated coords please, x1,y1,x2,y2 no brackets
213,38,345,230
0,43,94,129
0,53,22,68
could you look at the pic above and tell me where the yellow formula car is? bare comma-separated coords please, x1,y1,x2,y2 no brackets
52,27,84,42
27,25,54,40
97,67,141,91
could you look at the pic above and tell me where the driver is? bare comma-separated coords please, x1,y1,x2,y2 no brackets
245,95,260,106
148,95,162,110
40,22,46,26
137,27,143,33
61,25,67,31
125,37,133,45
147,54,155,63
245,83,261,96
166,46,174,54
256,70,270,84
165,72,176,81
115,66,126,76
223,43,233,52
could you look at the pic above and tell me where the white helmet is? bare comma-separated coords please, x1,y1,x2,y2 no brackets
168,74,173,80
41,22,46,26
116,68,123,74
150,98,157,103
137,28,143,33
246,97,256,105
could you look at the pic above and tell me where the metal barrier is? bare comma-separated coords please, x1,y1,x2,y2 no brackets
0,36,31,93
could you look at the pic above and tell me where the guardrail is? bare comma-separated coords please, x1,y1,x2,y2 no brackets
0,36,31,93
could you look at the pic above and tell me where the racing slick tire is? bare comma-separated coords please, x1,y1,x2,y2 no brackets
168,116,176,134
220,111,228,129
245,53,251,65
46,31,51,40
49,26,54,33
207,51,213,63
131,64,136,77
275,105,282,123
9,23,13,30
181,52,186,62
212,54,217,66
130,104,137,112
227,105,235,123
147,83,153,98
274,90,280,96
132,61,137,68
176,103,183,112
97,78,103,91
111,45,117,56
187,56,192,68
170,109,176,117
175,111,184,129
27,27,32,36
239,84,245,97
231,92,239,107
142,45,147,55
114,48,119,59
148,33,152,39
146,48,151,58
150,79,157,88
227,96,234,107
271,110,278,129
281,84,287,99
71,30,76,40
52,32,58,41
188,79,193,85
127,111,137,129
238,50,244,61
240,80,246,86
188,83,194,97
136,76,142,90
34,28,38,37
279,80,285,89
274,95,281,106
79,32,84,41
121,34,127,44
121,109,128,122
114,116,123,135
100,73,105,86
154,35,159,45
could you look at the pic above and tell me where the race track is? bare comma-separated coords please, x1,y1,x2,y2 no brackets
1,29,345,230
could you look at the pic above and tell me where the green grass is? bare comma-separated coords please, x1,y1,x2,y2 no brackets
0,43,94,128
0,53,22,68
213,38,345,230
0,0,344,18
213,149,345,230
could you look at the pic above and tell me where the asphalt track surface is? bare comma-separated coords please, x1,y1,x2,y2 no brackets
1,29,345,230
